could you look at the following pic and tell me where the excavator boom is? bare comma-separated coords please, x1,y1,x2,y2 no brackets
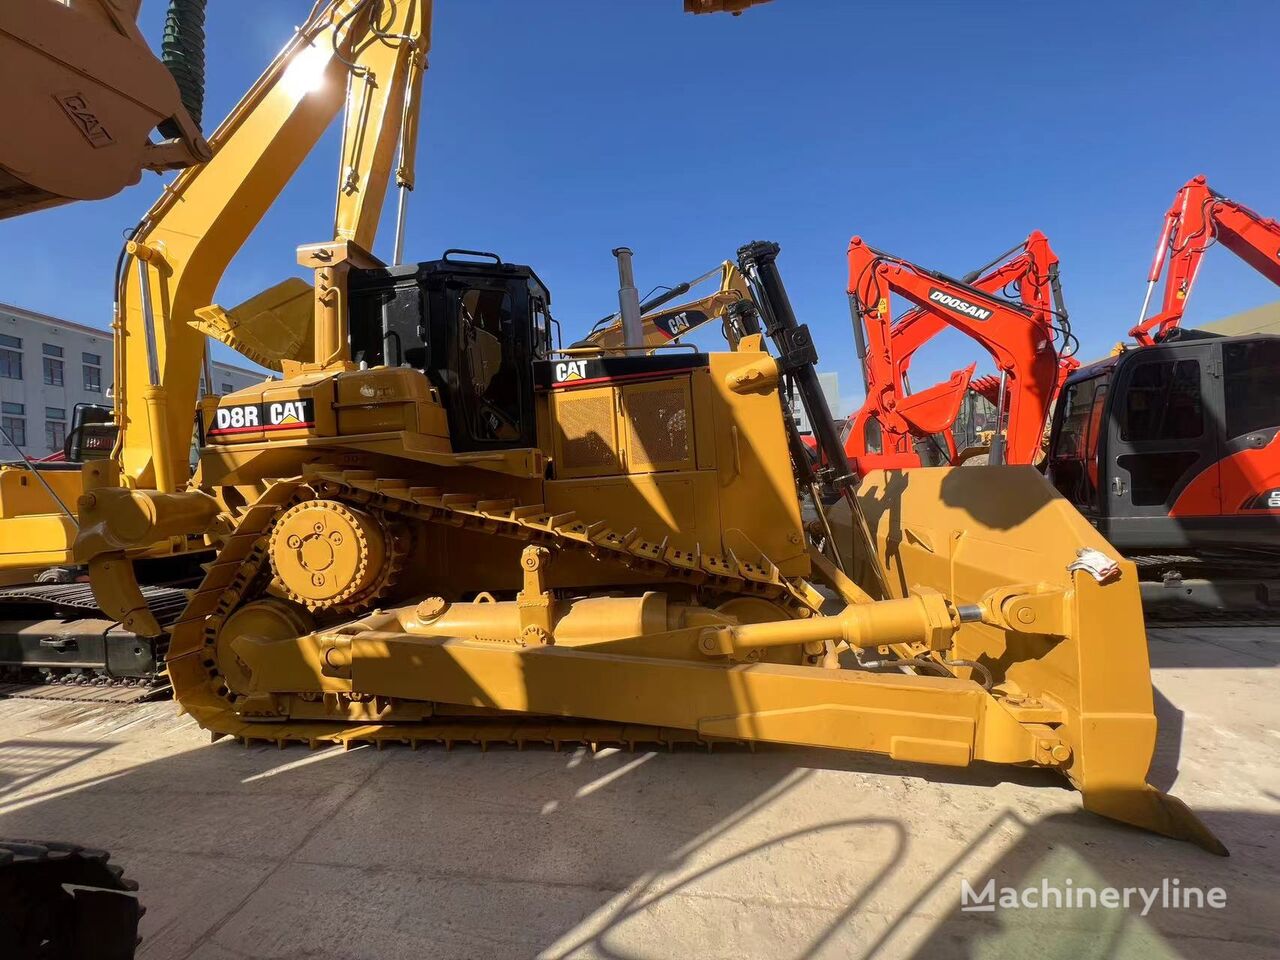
1132,174,1280,345
847,234,1066,469
578,261,755,351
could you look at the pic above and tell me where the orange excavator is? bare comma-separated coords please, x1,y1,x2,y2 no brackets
845,231,1076,472
1045,175,1280,613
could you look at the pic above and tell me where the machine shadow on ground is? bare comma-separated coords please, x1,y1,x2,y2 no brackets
0,708,1273,960
1147,628,1280,670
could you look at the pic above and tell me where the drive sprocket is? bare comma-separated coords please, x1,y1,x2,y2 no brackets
268,499,407,613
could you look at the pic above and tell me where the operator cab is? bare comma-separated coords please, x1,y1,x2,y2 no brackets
1046,333,1280,551
347,250,553,452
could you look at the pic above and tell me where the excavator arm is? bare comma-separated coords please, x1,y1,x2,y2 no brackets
848,238,1057,468
1132,174,1280,346
892,232,1064,389
578,261,754,351
113,0,429,494
847,236,1062,469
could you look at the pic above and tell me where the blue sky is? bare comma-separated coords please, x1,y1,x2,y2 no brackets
3,0,1278,415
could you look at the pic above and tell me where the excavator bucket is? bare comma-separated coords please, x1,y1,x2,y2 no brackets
685,0,774,12
0,0,208,218
830,465,1225,854
191,278,316,373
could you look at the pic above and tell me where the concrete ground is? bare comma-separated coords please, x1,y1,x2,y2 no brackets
0,626,1276,960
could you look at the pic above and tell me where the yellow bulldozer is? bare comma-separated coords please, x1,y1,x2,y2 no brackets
0,0,1224,867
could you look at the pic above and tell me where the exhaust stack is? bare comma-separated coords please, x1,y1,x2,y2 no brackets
613,247,645,349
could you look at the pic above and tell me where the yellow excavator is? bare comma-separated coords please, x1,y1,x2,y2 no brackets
0,0,437,687
576,261,756,351
2,1,1223,904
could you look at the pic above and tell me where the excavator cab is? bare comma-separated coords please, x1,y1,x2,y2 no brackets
1046,332,1280,552
348,252,552,452
64,403,116,463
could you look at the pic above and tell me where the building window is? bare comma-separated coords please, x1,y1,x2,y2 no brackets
0,334,21,380
43,344,64,386
45,407,66,452
1,402,26,447
83,353,102,393
221,382,234,394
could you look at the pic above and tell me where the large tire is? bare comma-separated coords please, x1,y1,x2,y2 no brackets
0,841,141,959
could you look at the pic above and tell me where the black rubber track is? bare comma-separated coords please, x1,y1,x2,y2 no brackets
0,841,141,959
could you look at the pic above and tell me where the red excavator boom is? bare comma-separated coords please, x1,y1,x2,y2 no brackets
1132,174,1280,346
845,232,1072,471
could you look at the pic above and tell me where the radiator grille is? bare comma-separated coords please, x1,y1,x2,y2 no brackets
557,393,618,471
627,385,690,470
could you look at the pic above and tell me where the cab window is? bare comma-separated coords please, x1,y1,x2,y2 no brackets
531,295,553,359
1049,374,1108,508
459,287,522,442
1224,339,1280,439
1121,359,1202,442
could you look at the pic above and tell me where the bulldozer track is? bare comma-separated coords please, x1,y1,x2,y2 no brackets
168,467,824,748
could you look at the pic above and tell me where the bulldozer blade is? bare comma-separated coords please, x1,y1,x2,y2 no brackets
832,465,1228,855
1084,784,1228,856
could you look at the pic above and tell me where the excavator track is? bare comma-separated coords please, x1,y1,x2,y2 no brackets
168,467,824,749
0,583,187,703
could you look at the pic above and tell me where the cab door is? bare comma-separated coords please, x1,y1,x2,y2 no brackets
1104,342,1223,543
1046,372,1110,522
445,278,536,451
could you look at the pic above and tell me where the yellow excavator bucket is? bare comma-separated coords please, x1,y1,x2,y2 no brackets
191,278,316,373
0,0,208,218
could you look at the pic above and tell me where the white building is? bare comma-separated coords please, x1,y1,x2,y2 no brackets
1,302,267,458
787,371,841,434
